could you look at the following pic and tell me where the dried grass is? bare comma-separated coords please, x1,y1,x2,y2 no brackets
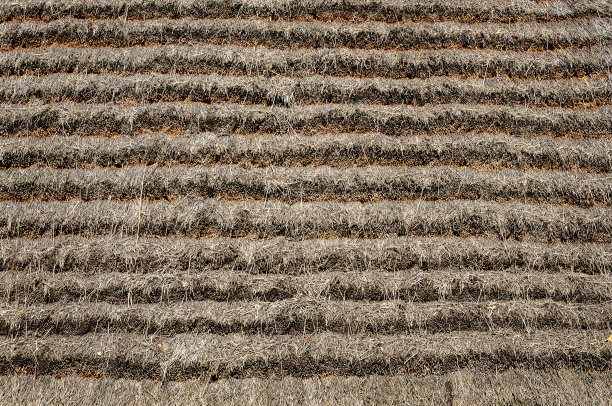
4,268,612,305
0,198,610,243
0,299,611,336
2,102,610,138
3,235,609,275
2,74,610,108
2,164,609,206
2,370,612,406
2,133,610,173
2,18,610,51
0,0,611,393
1,0,609,23
2,45,609,79
0,330,610,379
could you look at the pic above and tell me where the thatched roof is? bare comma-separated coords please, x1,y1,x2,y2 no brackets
0,0,610,403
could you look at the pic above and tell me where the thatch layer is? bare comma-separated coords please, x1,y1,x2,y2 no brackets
0,299,611,336
2,370,612,406
3,74,610,108
0,330,610,379
2,102,610,138
0,0,610,393
3,133,610,173
2,165,609,206
4,236,608,275
2,45,609,79
3,18,610,51
1,0,609,23
1,198,609,242
5,269,612,304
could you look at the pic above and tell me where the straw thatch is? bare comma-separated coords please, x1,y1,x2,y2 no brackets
1,370,612,406
3,235,608,275
2,18,610,51
0,369,612,406
1,0,610,23
1,165,609,206
1,198,610,242
0,330,610,380
2,102,611,138
2,132,610,172
5,268,612,305
2,74,610,108
2,45,610,79
1,299,611,336
1,0,611,402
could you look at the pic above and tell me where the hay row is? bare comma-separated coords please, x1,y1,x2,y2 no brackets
0,330,610,379
4,235,608,275
2,370,612,406
2,102,610,138
1,198,609,243
2,45,609,80
3,133,610,173
3,74,610,108
0,299,610,336
3,18,610,51
5,268,612,305
1,0,609,23
2,165,609,207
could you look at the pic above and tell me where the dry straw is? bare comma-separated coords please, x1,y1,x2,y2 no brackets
3,235,609,274
2,133,610,172
0,369,612,406
1,102,610,138
0,299,610,336
1,0,609,23
0,330,610,380
4,268,612,305
1,198,610,242
0,0,610,396
2,45,609,79
2,18,609,51
1,74,609,107
0,370,611,406
1,165,610,206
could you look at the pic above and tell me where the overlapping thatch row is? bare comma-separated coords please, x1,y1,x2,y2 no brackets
2,45,609,79
1,0,609,24
3,133,610,173
0,0,609,395
1,198,609,243
2,165,610,207
2,103,610,138
0,299,610,336
2,370,612,406
0,330,610,379
3,18,610,51
4,236,608,275
3,74,610,108
5,269,612,304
